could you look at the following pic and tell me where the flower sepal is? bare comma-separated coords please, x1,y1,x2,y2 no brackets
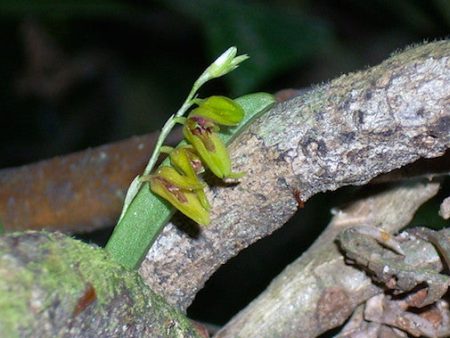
192,96,244,126
149,175,210,225
147,166,204,191
183,117,243,180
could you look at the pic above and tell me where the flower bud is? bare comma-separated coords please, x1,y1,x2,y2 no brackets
198,47,249,83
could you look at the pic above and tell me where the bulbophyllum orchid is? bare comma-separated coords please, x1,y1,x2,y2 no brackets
183,96,245,180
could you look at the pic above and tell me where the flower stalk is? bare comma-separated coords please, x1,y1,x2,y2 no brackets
146,95,245,225
105,45,276,270
117,47,248,224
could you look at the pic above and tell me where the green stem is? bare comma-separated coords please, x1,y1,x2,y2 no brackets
105,93,275,269
143,84,199,176
114,77,205,226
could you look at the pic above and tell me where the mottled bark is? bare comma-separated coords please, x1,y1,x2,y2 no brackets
139,40,450,311
0,231,202,338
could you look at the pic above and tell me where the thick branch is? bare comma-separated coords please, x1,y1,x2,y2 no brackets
139,40,450,311
0,130,181,233
0,135,153,232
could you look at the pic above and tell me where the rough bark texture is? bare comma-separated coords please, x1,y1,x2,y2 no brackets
0,231,202,338
215,181,441,338
335,227,450,338
139,41,450,311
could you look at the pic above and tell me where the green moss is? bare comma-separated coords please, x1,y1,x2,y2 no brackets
0,231,200,337
38,236,120,305
0,257,33,337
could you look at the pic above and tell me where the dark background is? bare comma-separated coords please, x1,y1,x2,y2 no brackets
0,0,448,328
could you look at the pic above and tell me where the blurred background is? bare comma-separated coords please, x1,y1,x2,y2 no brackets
0,0,448,328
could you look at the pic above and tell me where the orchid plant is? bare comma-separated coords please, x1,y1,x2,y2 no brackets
144,95,246,225
105,47,276,269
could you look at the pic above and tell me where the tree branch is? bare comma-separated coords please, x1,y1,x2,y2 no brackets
0,130,181,233
215,181,441,337
139,40,450,311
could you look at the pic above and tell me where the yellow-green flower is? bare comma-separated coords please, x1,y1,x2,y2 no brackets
169,146,210,210
148,95,246,225
153,166,204,191
149,175,210,225
192,96,244,126
170,146,204,178
183,116,244,179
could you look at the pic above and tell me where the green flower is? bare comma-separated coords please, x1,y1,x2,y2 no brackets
149,175,210,225
170,146,204,177
152,166,204,191
148,94,246,225
146,146,211,224
169,146,210,210
183,116,244,179
192,96,244,126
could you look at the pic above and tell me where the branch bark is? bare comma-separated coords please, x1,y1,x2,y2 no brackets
0,130,181,233
215,181,441,337
139,40,450,311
